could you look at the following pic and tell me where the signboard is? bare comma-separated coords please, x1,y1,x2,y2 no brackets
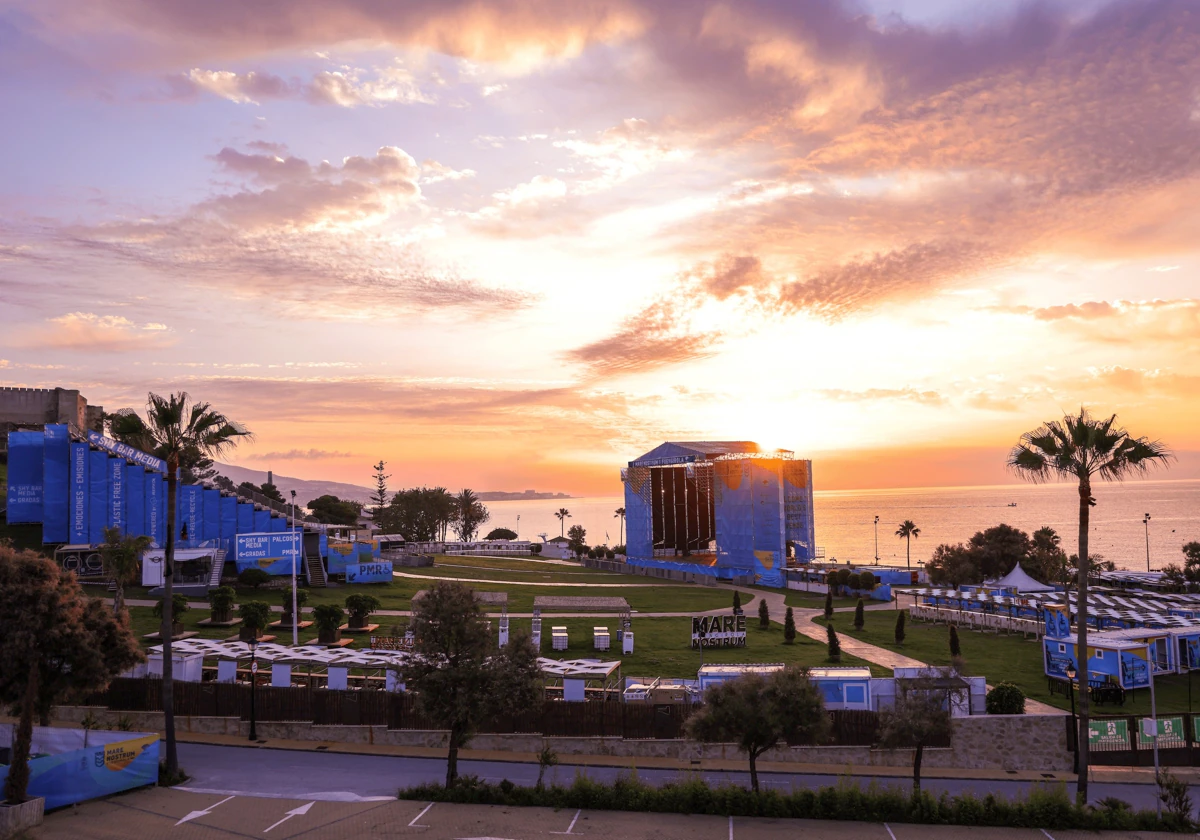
371,633,415,651
1088,718,1129,747
1139,716,1185,745
346,561,392,584
86,431,166,473
234,532,301,575
6,430,44,523
691,615,746,649
0,733,158,810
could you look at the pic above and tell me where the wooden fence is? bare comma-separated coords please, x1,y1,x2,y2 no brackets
98,678,887,744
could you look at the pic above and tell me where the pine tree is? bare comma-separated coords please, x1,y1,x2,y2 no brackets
853,598,865,631
949,625,962,658
732,591,742,613
371,460,390,512
895,610,906,646
758,597,770,629
783,607,796,644
826,622,841,661
823,590,833,621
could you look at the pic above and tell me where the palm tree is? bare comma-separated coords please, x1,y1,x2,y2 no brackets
895,521,920,569
614,507,625,546
554,508,571,538
100,526,152,618
109,392,251,777
1009,408,1170,805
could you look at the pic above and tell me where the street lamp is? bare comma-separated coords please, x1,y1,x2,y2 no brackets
1065,663,1078,775
873,516,880,565
1143,513,1152,572
247,637,259,742
291,490,299,646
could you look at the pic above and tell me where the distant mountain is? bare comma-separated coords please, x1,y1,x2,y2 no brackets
475,490,573,501
216,463,374,507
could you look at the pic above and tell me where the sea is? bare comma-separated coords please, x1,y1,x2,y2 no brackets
486,479,1200,571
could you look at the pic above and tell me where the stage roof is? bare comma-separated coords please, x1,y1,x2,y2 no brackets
629,441,773,466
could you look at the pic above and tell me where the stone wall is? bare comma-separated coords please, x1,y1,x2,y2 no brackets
52,707,1071,772
0,386,101,434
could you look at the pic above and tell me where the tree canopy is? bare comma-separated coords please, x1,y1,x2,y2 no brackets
454,489,490,542
485,527,518,540
377,487,459,541
308,494,363,525
687,666,829,791
566,524,588,554
926,523,1067,586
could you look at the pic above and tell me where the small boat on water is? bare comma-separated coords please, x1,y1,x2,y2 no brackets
1007,502,1017,507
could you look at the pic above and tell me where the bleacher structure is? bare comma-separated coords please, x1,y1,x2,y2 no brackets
4,423,352,590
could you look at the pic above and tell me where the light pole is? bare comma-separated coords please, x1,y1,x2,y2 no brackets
248,637,259,742
1065,663,1079,775
873,516,880,565
1143,513,1152,572
1147,644,1161,819
291,490,299,646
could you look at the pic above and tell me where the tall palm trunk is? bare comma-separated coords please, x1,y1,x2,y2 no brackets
1075,477,1091,805
906,534,911,569
161,461,179,776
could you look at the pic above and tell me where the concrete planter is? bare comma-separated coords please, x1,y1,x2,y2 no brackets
0,797,45,838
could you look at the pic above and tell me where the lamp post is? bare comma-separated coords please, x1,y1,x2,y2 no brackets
1065,663,1079,775
291,490,299,647
1147,643,1161,820
248,637,259,742
1143,513,1152,572
873,516,880,565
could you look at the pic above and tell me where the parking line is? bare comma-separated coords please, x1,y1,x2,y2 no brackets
729,815,733,840
884,823,897,840
551,809,582,835
409,802,435,827
1040,830,1055,840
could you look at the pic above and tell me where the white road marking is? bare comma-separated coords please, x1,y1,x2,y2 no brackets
729,815,734,840
1040,830,1055,840
263,801,314,833
175,795,235,826
176,786,392,802
409,801,435,827
884,823,897,840
551,809,582,835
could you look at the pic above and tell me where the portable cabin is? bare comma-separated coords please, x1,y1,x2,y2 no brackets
808,667,872,710
1043,632,1152,690
697,663,785,690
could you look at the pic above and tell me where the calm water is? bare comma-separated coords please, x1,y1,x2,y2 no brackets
488,479,1200,570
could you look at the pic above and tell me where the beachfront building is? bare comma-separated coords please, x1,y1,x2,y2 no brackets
621,441,816,588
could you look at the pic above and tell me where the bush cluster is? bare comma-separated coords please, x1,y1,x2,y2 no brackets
399,775,1188,832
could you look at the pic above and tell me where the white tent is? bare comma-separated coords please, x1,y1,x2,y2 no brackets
987,564,1055,593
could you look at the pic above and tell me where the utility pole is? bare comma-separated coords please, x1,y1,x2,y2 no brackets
1143,513,1152,572
291,490,299,646
874,515,880,565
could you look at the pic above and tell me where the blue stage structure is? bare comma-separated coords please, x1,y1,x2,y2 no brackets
621,441,815,588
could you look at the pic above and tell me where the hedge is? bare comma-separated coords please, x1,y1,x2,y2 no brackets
399,775,1190,832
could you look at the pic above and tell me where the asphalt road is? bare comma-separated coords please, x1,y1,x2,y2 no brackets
174,742,1192,814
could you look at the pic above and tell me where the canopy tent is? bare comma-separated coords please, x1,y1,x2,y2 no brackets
987,564,1055,593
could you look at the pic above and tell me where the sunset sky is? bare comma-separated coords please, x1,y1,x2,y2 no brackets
2,0,1198,495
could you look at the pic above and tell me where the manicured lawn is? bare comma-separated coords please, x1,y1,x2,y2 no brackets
530,616,888,679
399,564,636,585
425,555,605,574
785,592,866,611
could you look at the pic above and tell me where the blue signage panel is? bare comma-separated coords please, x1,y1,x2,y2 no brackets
6,430,45,523
253,509,271,533
88,450,108,544
108,458,125,533
70,443,90,543
125,464,145,540
0,734,158,810
346,561,393,584
220,496,238,548
85,431,165,473
42,424,70,543
145,473,163,546
203,489,221,543
178,484,202,544
234,532,302,575
269,515,285,532
237,503,254,533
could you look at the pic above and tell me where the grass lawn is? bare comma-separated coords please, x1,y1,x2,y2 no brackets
424,555,608,575
398,564,636,585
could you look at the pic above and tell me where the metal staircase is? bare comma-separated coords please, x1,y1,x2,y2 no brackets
208,549,227,588
305,550,327,588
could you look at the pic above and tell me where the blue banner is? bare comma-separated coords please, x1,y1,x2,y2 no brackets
346,560,393,584
85,431,165,473
88,450,108,544
108,458,125,533
0,734,158,810
203,489,221,543
327,541,375,574
145,473,163,546
237,502,254,533
42,424,70,543
235,532,301,575
179,484,202,544
253,509,271,532
70,443,89,543
125,464,145,540
269,515,285,532
6,430,45,523
220,495,238,548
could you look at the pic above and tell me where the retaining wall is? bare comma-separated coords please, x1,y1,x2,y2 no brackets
52,707,1071,771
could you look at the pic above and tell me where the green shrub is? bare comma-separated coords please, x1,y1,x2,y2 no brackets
783,607,796,643
238,568,271,589
238,600,271,631
313,603,345,635
395,777,1183,831
345,593,382,623
985,682,1026,715
531,544,542,555
208,585,236,617
853,599,865,630
152,593,190,620
281,585,309,614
